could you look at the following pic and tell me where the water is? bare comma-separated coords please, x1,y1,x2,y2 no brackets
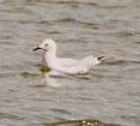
0,0,140,126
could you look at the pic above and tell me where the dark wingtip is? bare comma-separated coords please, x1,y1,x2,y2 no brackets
97,56,105,61
32,47,41,51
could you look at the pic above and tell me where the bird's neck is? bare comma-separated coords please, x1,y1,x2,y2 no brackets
44,50,57,61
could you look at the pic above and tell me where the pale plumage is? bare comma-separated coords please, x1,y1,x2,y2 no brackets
33,38,104,75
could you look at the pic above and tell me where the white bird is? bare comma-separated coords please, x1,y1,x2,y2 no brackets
33,38,105,75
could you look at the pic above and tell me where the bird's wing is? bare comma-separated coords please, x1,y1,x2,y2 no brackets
58,58,79,67
50,62,88,75
80,55,100,67
48,56,101,75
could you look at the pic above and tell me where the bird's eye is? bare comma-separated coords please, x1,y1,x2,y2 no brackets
45,43,48,47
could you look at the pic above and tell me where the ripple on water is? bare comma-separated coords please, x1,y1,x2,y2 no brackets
0,112,24,120
50,108,72,116
0,72,17,78
26,0,98,6
104,59,140,66
46,18,99,29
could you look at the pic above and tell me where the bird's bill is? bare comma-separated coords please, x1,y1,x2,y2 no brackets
33,47,42,51
97,56,105,61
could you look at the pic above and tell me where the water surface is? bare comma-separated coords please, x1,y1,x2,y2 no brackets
0,0,140,126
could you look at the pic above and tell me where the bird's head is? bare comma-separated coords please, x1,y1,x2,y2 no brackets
33,38,57,54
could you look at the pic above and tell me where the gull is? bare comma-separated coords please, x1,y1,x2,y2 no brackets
33,38,105,76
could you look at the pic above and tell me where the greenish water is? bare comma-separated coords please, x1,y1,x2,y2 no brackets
0,0,140,126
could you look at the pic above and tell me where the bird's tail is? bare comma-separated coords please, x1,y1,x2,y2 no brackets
97,56,105,62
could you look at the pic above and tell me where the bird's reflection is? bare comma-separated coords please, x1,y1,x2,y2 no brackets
21,67,92,88
43,73,64,88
